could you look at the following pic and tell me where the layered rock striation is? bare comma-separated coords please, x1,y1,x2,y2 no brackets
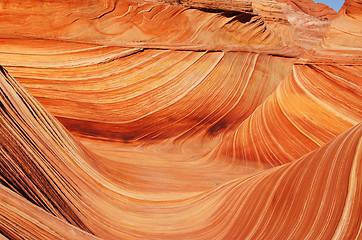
0,0,361,239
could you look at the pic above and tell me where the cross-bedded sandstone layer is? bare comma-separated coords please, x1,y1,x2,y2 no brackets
0,0,361,239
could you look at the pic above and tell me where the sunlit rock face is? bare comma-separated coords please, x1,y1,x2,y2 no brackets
321,0,362,49
275,0,337,19
0,0,361,239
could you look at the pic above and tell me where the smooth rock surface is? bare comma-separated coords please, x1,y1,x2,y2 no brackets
0,0,361,239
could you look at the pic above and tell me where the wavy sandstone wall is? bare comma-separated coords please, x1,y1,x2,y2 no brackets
0,0,361,239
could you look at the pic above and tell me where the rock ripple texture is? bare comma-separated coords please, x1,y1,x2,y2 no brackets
0,0,361,239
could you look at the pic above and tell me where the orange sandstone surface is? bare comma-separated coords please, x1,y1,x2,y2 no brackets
0,0,361,239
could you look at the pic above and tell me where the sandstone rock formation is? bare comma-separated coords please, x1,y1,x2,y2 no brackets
0,0,361,239
275,0,337,19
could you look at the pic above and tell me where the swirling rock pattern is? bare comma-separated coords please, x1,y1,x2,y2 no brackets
275,0,337,19
0,0,361,239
